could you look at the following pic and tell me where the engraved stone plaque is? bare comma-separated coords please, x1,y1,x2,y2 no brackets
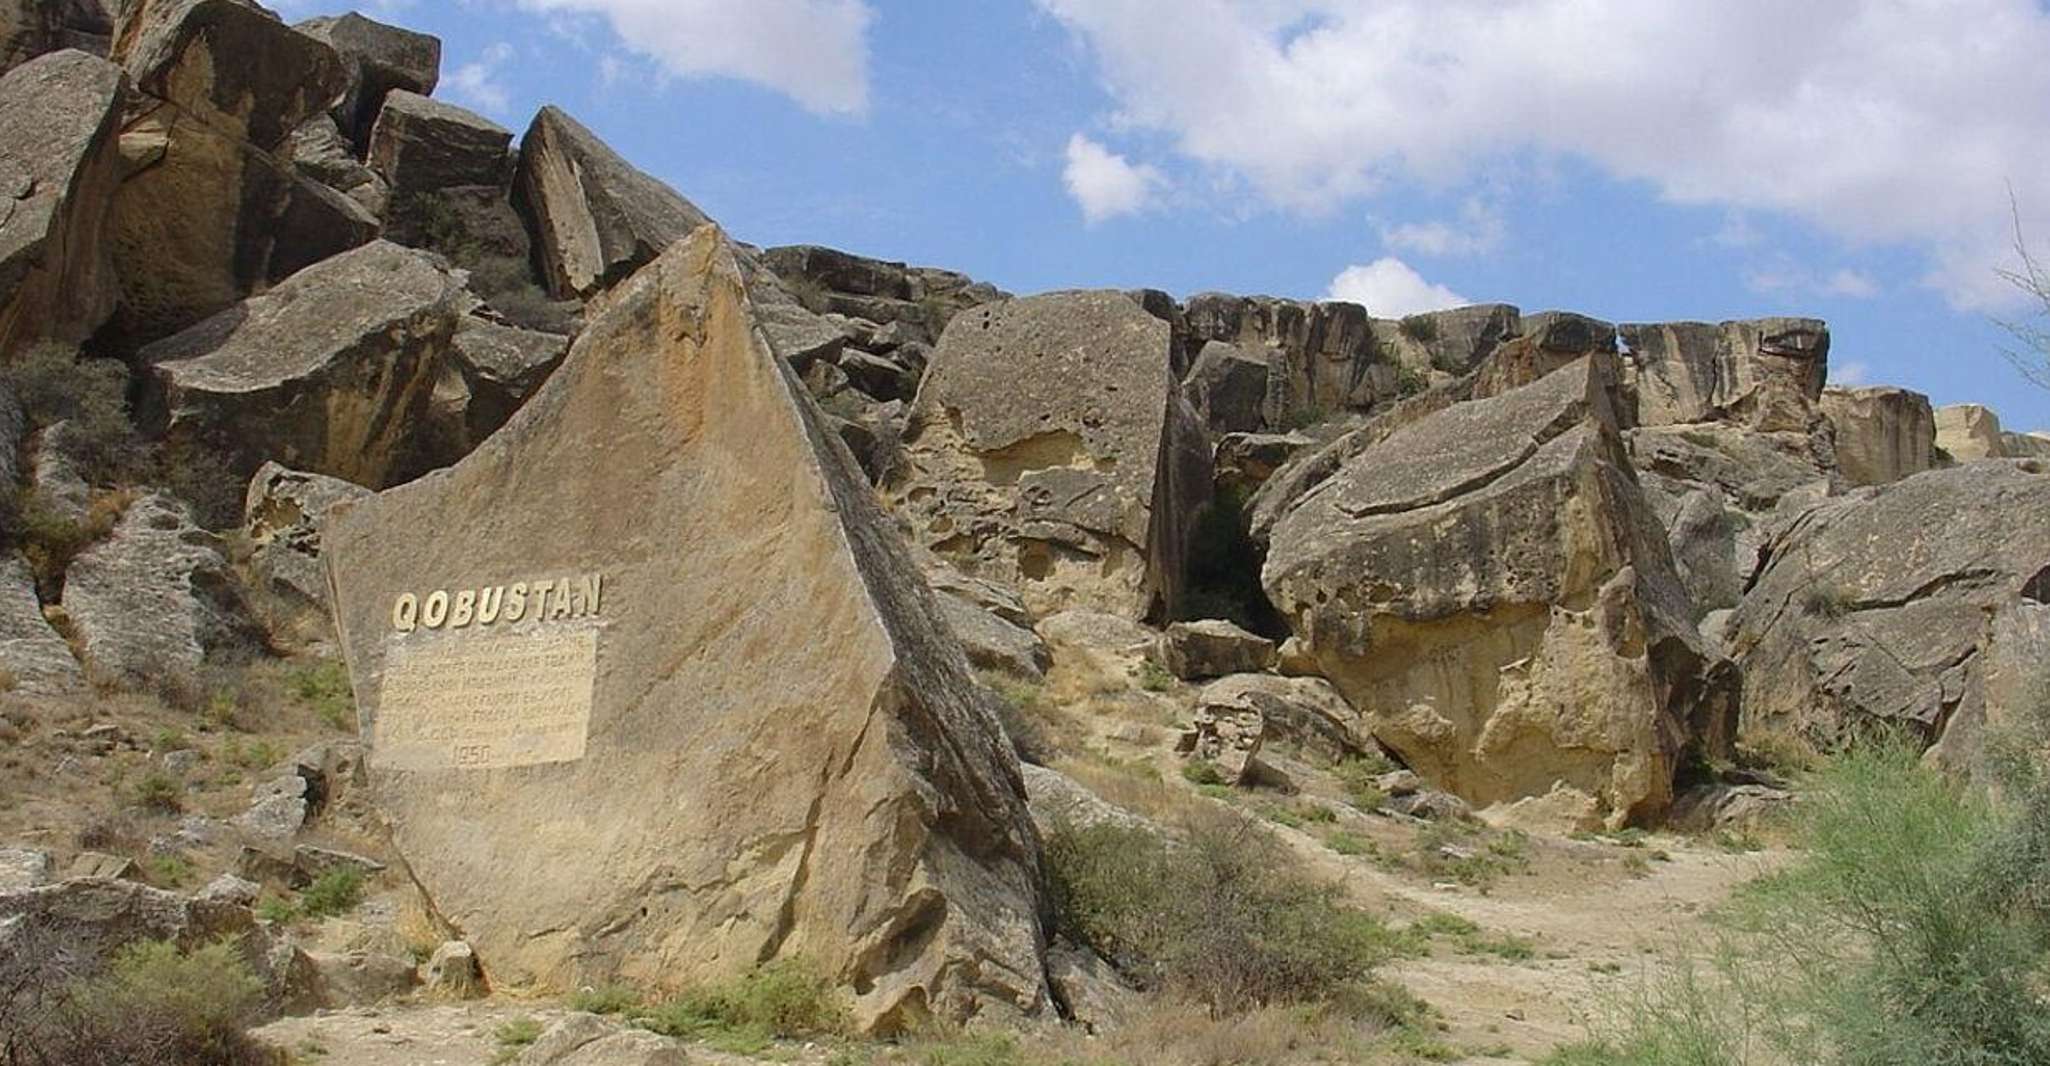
373,628,598,771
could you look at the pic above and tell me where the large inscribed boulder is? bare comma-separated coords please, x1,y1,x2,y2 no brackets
323,228,1049,1034
1262,355,1732,825
890,291,1211,620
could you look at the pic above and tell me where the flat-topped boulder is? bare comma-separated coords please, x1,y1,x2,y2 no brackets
294,12,439,148
323,228,1049,1033
1821,385,1937,487
1727,460,2050,754
1935,403,2008,460
1620,318,1829,432
142,240,463,488
513,106,711,300
112,0,342,150
368,90,511,196
0,50,124,356
1263,355,1732,825
890,290,1211,619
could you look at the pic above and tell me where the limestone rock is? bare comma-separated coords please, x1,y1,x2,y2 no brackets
1175,702,1265,785
1194,674,1360,765
0,877,284,994
323,228,1048,1033
423,939,480,998
512,106,710,300
244,463,372,651
284,113,383,206
892,291,1212,620
1182,340,1270,434
0,0,113,72
112,0,342,151
445,316,568,446
64,493,250,687
939,594,1050,681
68,850,139,879
0,551,79,693
304,950,417,1007
514,1014,687,1066
1935,403,2007,460
0,846,49,890
1018,763,1154,838
28,420,93,525
1157,619,1276,681
1379,304,1524,377
1727,460,2050,751
0,50,124,356
294,12,439,149
1621,319,1829,431
142,240,463,488
368,90,511,196
1184,293,1390,429
1821,385,1937,487
1262,355,1732,825
1214,431,1314,498
110,97,380,342
2004,430,2050,459
1046,941,1137,1034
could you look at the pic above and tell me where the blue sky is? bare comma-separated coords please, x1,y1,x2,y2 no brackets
281,0,2050,431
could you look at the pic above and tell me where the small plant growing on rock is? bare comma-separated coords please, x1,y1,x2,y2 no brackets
129,770,183,814
298,867,365,920
1134,659,1174,693
1180,759,1226,787
288,659,355,731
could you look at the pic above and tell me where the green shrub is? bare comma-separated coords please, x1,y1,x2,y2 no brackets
288,659,354,731
0,936,273,1066
495,1017,543,1046
1398,315,1441,344
639,958,848,1049
1134,659,1174,693
129,771,182,814
1180,760,1225,787
299,868,365,920
1331,752,1398,813
256,896,299,925
1046,810,1401,1015
569,983,644,1016
1324,830,1372,857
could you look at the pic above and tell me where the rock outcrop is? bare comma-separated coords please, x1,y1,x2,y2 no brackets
1726,460,2050,753
112,0,342,151
1935,403,2008,460
1262,355,1733,825
1157,619,1276,681
243,462,371,651
141,240,463,488
63,493,250,686
1620,318,1830,432
294,11,439,149
512,106,710,301
1,0,112,72
891,291,1212,620
323,228,1049,1033
368,90,511,199
0,49,125,356
0,551,80,693
1821,385,1937,487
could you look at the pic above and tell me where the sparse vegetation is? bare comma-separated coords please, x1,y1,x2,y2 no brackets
127,770,182,814
637,958,850,1051
1179,759,1225,787
981,674,1063,765
297,868,366,920
1133,658,1174,693
1399,315,1441,344
0,934,272,1066
286,659,354,731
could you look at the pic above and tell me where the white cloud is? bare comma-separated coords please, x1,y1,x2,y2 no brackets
1327,258,1469,316
1034,0,2050,308
1380,198,1504,257
1062,133,1166,224
1744,259,1880,301
1823,269,1880,299
513,0,873,116
1833,360,1871,386
443,42,516,116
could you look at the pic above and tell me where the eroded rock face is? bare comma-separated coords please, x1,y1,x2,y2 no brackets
0,50,125,356
512,106,710,300
323,228,1048,1033
1821,385,1936,487
891,291,1211,620
243,462,371,651
294,12,439,149
64,493,250,687
1262,356,1732,825
1,0,112,72
0,551,79,694
368,90,510,197
1157,619,1276,681
141,240,463,488
1621,318,1829,432
1935,403,2008,461
1183,294,1386,429
1727,460,2050,753
444,316,568,447
112,0,342,152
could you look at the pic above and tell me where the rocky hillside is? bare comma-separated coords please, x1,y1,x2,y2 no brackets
1,2,2046,1063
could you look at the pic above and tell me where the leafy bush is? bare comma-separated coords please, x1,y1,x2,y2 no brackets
1179,760,1225,787
287,660,354,731
1332,754,1395,812
639,958,849,1050
568,983,645,1016
1046,809,1401,1015
298,868,365,920
0,935,273,1066
128,771,182,814
1134,659,1174,693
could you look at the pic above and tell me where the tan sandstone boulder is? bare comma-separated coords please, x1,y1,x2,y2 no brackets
0,0,112,73
111,0,341,152
1935,403,2008,461
1821,385,1937,487
323,227,1049,1033
890,291,1211,620
1262,355,1734,826
0,50,125,357
1620,318,1829,432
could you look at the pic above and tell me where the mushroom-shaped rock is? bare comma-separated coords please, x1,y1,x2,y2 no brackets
322,227,1049,1034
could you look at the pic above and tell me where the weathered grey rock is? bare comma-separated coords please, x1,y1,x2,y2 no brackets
28,420,92,525
1935,403,2007,460
64,493,249,687
291,844,383,882
284,113,384,207
0,552,79,693
0,877,282,992
443,316,568,447
197,873,259,905
1728,461,2050,752
1175,701,1265,785
1214,431,1314,498
892,291,1212,620
112,0,342,151
110,99,381,342
368,90,510,196
763,245,913,301
1194,674,1360,765
1184,293,1391,428
939,595,1050,681
1821,385,1937,487
305,950,417,1007
839,349,919,403
1620,318,1829,432
0,846,49,890
142,241,462,488
1046,941,1137,1034
244,463,372,651
515,1014,687,1066
323,228,1048,1032
1182,340,1271,434
2004,430,2050,459
1157,619,1276,680
294,12,439,149
1263,355,1734,825
1018,763,1154,838
0,50,124,356
512,106,710,300
0,0,112,72
423,939,480,998
1668,782,1794,832
236,793,306,841
67,851,138,880
1378,304,1524,377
